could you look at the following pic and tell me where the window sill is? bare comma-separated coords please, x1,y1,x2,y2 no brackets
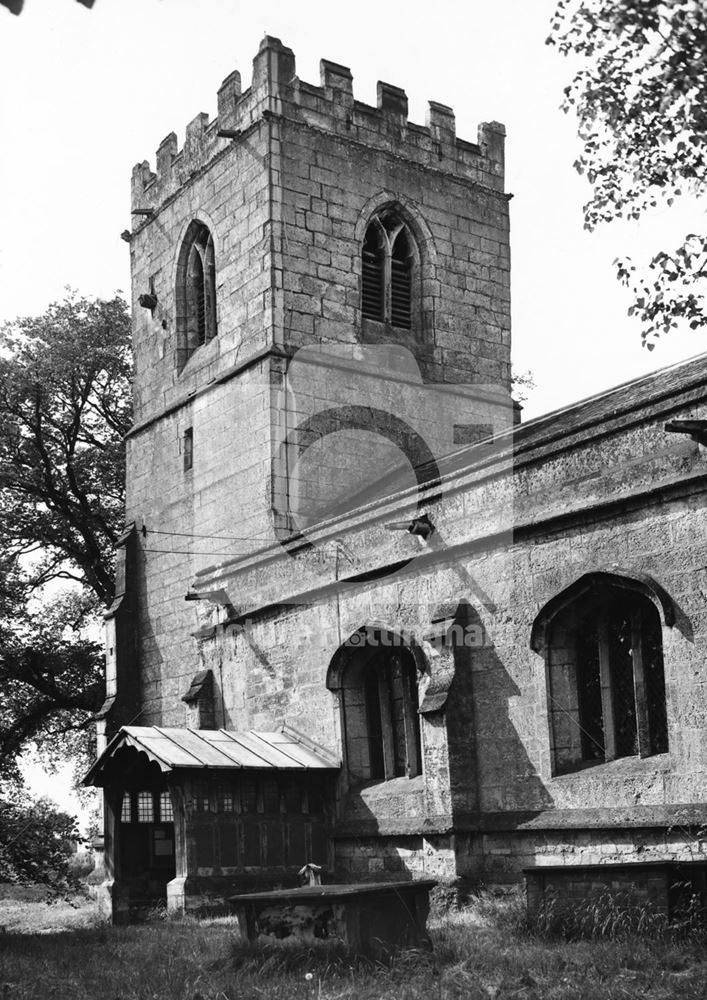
360,317,422,345
342,773,425,818
352,773,424,795
551,752,672,781
176,334,219,380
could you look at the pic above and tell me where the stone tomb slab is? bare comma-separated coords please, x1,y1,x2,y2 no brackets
229,880,437,958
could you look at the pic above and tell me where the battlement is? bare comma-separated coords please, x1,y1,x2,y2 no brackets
131,35,506,217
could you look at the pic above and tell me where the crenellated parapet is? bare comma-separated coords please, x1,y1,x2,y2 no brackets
131,35,506,220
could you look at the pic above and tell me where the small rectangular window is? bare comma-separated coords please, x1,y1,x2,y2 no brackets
120,793,132,823
216,784,234,812
137,790,154,823
183,427,193,471
159,790,174,822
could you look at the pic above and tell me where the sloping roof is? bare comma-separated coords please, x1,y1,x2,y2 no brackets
83,725,340,786
343,350,707,509
192,351,707,586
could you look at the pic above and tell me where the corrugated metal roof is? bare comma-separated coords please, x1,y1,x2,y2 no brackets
83,725,340,785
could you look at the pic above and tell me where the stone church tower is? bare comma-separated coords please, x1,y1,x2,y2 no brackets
104,36,512,743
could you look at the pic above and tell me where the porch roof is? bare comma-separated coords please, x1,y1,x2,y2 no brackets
83,725,340,786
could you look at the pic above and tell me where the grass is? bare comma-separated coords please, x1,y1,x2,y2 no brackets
1,887,707,999
0,885,98,935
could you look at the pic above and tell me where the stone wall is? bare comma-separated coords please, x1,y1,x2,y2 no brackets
187,358,707,881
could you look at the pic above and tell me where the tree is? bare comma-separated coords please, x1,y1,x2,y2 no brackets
1,0,94,16
511,368,535,404
548,0,707,345
0,291,132,769
0,781,81,889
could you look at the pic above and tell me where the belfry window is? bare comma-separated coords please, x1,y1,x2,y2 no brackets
176,221,217,368
361,213,414,329
540,581,669,773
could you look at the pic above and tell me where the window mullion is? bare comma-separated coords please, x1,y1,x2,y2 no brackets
204,238,216,342
377,666,395,779
630,609,651,757
597,617,616,761
383,243,393,324
399,659,419,777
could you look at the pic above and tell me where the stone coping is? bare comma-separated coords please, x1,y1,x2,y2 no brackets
523,860,707,876
229,879,437,903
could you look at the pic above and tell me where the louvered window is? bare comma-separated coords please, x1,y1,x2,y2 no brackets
190,247,206,345
361,212,415,330
362,225,384,320
177,221,218,369
390,229,412,329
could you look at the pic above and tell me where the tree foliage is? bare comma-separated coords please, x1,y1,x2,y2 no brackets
0,782,81,888
0,291,132,767
0,590,104,769
549,0,707,344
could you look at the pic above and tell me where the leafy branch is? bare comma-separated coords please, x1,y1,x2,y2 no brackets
549,0,707,343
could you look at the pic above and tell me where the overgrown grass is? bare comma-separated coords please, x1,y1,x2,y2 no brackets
1,888,707,999
533,887,707,942
0,885,96,935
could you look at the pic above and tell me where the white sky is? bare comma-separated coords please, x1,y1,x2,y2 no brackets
21,752,93,833
0,0,704,419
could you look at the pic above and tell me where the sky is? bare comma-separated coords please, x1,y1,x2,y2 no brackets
0,0,704,422
21,753,93,833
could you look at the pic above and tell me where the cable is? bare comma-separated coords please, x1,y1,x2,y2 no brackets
143,547,246,557
143,526,272,543
545,689,607,759
140,527,345,556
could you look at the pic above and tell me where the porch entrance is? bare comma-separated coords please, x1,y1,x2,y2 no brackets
119,787,175,911
84,725,340,922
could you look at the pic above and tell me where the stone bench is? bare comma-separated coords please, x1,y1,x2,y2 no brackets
229,879,437,957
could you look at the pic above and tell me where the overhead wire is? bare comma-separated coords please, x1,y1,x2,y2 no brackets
143,526,272,543
142,548,248,557
140,525,344,558
544,689,607,759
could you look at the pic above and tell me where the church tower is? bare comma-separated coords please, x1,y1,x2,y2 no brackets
108,36,512,737
90,34,516,921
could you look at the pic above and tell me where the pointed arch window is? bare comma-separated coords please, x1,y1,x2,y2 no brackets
330,633,422,784
535,577,670,774
176,221,217,369
361,212,414,329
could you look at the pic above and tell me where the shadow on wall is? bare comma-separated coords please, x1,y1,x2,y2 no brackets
319,599,555,883
446,600,554,821
443,599,554,886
